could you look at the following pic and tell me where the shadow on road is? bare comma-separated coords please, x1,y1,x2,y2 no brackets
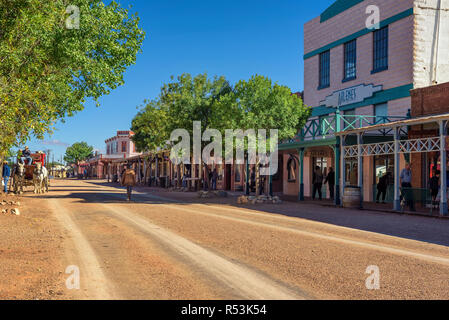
31,179,449,248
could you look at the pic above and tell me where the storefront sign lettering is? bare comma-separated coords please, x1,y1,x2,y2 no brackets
320,84,383,108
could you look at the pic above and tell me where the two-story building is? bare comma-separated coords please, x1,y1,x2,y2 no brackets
81,131,141,179
280,0,449,205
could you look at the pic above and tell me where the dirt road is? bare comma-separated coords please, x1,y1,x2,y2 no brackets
1,179,449,299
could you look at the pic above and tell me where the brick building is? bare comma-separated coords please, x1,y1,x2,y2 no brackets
280,0,449,204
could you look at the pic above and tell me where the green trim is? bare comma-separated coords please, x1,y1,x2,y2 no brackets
279,138,337,151
321,0,365,23
304,8,413,60
311,83,413,117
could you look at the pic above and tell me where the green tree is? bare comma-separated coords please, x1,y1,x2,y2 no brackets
230,75,310,194
131,100,169,153
64,142,94,164
0,0,145,158
160,73,233,188
131,73,310,192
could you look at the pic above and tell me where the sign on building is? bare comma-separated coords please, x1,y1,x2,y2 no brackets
320,84,383,108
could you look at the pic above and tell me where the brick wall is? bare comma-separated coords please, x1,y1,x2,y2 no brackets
411,81,449,117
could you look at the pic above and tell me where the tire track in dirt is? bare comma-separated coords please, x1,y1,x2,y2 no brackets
50,199,119,299
101,203,310,300
128,192,449,267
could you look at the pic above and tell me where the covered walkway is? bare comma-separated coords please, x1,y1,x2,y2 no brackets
336,113,449,217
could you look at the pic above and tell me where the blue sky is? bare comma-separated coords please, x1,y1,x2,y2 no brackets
27,0,333,162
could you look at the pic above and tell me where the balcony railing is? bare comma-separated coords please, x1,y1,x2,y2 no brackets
283,113,410,145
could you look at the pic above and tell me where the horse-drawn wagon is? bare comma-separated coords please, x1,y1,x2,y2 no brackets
12,151,49,194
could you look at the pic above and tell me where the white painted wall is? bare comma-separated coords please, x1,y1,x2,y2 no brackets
414,0,449,88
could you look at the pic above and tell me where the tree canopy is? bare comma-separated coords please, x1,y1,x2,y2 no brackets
0,0,145,159
132,73,310,159
64,142,94,164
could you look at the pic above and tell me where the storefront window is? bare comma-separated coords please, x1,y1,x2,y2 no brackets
345,158,358,186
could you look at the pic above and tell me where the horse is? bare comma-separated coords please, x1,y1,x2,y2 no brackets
13,162,25,194
33,162,49,194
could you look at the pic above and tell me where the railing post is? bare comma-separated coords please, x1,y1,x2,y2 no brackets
357,133,363,209
394,128,401,211
341,135,346,205
335,139,341,206
440,121,448,216
299,148,305,201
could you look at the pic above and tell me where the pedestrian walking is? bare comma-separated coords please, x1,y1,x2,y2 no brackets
324,167,335,200
312,166,323,200
211,168,218,190
376,172,390,204
121,164,136,201
400,163,415,211
2,161,11,194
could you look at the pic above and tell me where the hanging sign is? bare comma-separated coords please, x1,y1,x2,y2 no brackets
305,150,333,158
320,84,383,108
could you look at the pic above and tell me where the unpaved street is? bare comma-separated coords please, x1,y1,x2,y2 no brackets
1,179,449,300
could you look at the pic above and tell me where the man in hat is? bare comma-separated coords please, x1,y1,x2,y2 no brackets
121,163,136,201
21,146,33,165
2,161,11,194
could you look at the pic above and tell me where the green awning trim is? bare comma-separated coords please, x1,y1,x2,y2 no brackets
320,0,365,23
279,138,337,151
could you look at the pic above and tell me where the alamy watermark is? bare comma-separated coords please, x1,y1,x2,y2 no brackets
65,5,80,30
366,5,380,30
169,122,279,176
66,265,80,290
365,265,380,290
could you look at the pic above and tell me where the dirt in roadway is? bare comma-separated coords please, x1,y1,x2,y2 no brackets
1,179,449,300
0,193,74,300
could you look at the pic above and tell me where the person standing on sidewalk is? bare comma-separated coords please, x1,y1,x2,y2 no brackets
121,164,136,201
312,166,323,200
429,169,440,209
324,167,335,200
400,163,415,211
2,161,11,194
376,172,390,204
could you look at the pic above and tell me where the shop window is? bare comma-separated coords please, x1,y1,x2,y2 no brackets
343,39,357,81
375,103,388,124
318,50,330,89
287,156,297,182
372,26,388,73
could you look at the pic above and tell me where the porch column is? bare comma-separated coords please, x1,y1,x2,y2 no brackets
143,158,147,185
155,156,159,187
298,148,305,201
357,133,363,208
335,138,341,206
335,109,341,205
393,128,401,211
440,121,448,216
341,135,346,204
